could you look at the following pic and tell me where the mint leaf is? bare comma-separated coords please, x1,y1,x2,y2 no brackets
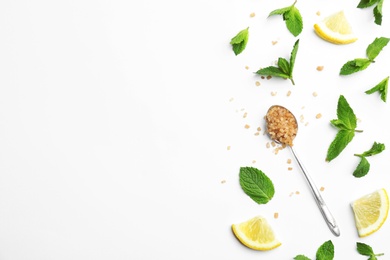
340,58,371,75
268,0,303,37
294,255,311,260
357,0,379,8
326,130,355,162
359,142,386,157
365,76,389,102
289,39,299,77
316,240,334,260
353,156,370,177
366,37,390,60
353,142,385,177
284,6,303,37
327,95,361,162
357,242,384,259
357,242,375,256
256,66,290,79
337,95,357,130
256,40,299,85
239,167,275,204
374,0,383,25
230,28,249,55
277,57,290,75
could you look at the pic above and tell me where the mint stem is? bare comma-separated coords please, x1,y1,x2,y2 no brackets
290,78,295,85
375,253,384,256
355,129,363,133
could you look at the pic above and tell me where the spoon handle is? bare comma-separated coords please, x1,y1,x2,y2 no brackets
290,146,340,237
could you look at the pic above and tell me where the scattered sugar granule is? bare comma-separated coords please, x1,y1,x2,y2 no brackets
288,167,293,171
227,146,231,150
266,142,271,148
274,212,279,219
254,132,260,136
267,75,272,80
301,106,305,110
252,160,256,164
287,90,292,97
295,191,300,195
255,81,261,86
257,127,262,132
305,122,309,126
316,11,321,16
289,192,294,197
272,41,278,45
287,159,292,164
271,91,277,96
271,141,276,147
221,180,226,184
245,66,249,70
317,66,324,71
250,12,256,18
316,113,322,119
320,186,325,191
244,124,250,129
243,112,248,118
313,92,318,97
229,97,234,102
300,115,305,123
261,76,265,79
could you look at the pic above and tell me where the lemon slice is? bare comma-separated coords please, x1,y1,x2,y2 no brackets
314,11,357,44
232,215,281,250
351,188,389,237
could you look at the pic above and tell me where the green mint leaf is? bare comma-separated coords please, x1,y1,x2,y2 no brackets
366,37,390,60
353,156,370,178
365,76,389,102
256,66,290,79
316,240,334,260
357,0,379,8
239,167,275,204
268,6,292,16
369,256,378,260
284,6,303,36
374,0,383,25
326,130,355,162
230,28,249,55
289,39,299,77
359,142,386,157
357,242,374,256
294,255,311,260
277,57,290,75
268,1,302,36
337,95,357,130
340,58,371,75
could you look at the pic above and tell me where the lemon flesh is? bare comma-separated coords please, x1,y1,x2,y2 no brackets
232,216,281,251
314,11,357,44
351,188,389,237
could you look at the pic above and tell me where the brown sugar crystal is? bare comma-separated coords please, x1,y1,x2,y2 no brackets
266,106,298,146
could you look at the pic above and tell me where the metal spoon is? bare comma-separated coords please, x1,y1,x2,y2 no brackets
265,105,340,237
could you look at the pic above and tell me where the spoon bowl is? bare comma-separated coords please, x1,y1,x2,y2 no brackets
265,105,340,237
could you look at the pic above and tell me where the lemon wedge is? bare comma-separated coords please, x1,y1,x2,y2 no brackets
351,188,389,237
314,11,357,44
232,215,281,251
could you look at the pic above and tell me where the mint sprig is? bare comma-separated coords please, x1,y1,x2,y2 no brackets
340,37,390,75
294,240,334,260
357,242,384,259
353,142,385,177
326,95,362,162
365,76,389,102
230,27,249,55
268,0,303,37
255,39,299,85
239,167,275,204
357,0,384,25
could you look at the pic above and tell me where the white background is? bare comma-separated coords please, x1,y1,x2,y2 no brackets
0,0,390,259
